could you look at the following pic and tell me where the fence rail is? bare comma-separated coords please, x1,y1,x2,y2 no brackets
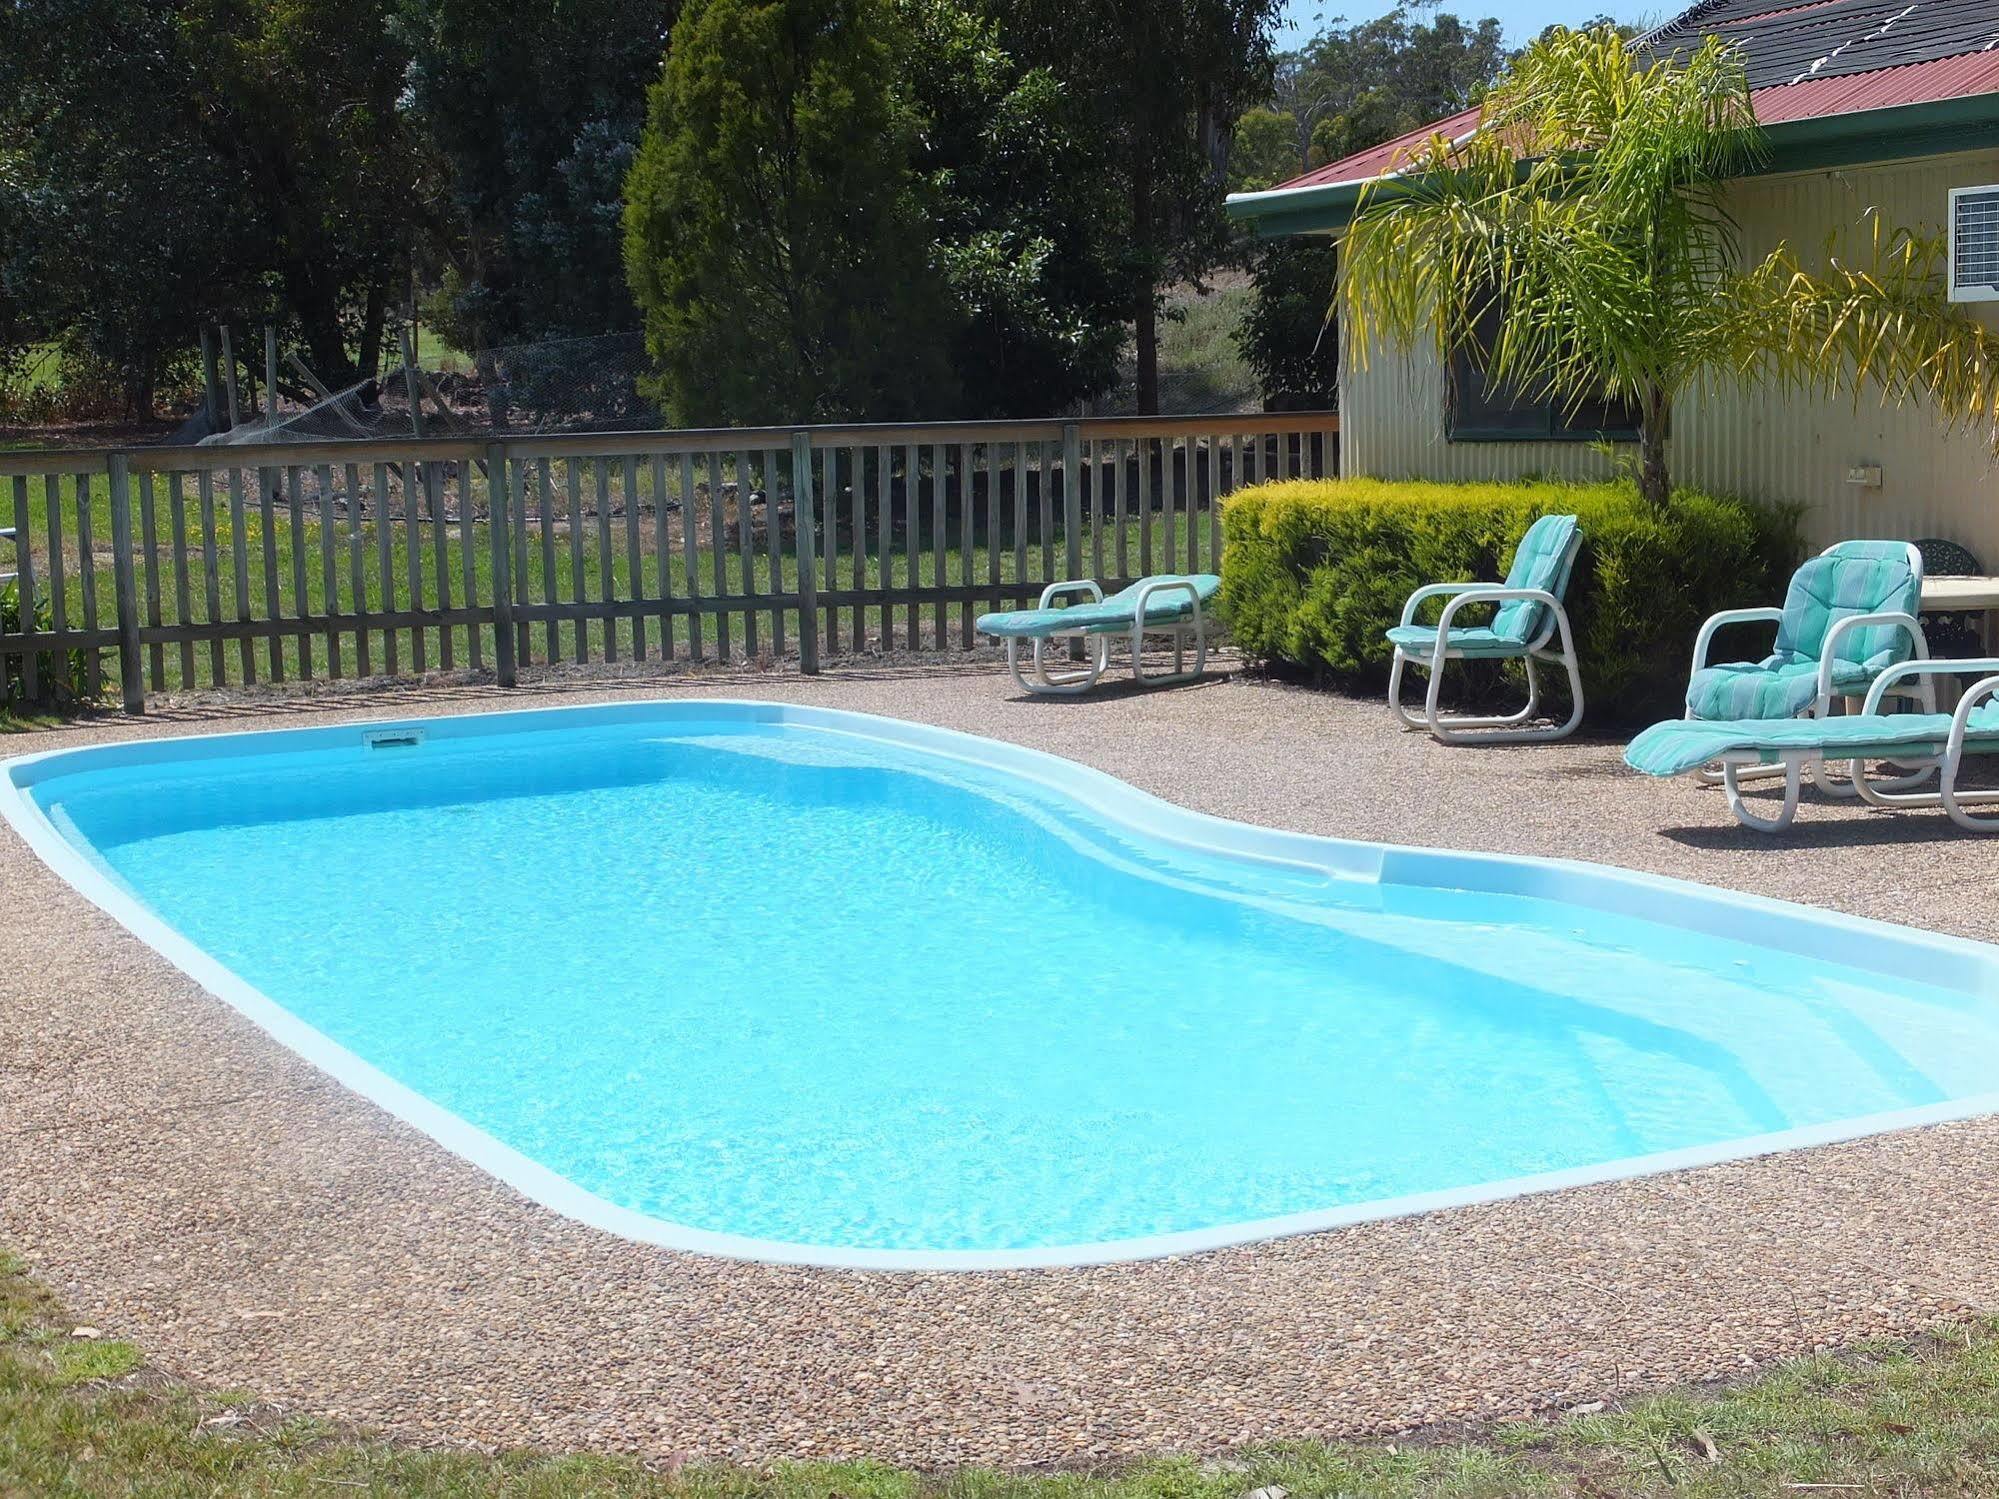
0,411,1337,712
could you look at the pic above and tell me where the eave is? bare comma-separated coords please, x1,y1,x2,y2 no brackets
1224,88,1999,238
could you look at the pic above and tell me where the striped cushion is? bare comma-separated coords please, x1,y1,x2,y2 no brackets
1685,654,1873,720
1625,707,1999,777
976,574,1220,639
1774,542,1920,670
1491,513,1580,645
1686,542,1919,722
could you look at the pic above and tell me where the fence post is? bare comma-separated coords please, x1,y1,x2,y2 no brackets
105,452,144,715
1062,423,1082,579
486,443,516,688
1062,423,1082,659
791,430,819,676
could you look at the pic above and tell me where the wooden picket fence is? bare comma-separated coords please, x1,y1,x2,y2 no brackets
0,412,1338,713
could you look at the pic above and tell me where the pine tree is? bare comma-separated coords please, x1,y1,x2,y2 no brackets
623,0,958,424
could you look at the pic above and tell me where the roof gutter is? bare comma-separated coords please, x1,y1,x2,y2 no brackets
1226,86,1999,239
1224,122,1484,240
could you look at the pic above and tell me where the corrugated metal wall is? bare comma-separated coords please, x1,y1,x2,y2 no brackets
1340,147,1999,561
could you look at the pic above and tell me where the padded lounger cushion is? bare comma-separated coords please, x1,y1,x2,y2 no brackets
1626,707,1999,777
976,574,1221,639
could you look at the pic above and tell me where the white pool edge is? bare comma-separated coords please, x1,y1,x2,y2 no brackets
8,695,1999,1273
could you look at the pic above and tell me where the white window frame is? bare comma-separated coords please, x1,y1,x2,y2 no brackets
1948,185,1999,304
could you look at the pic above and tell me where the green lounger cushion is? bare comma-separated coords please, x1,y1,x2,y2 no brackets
1686,541,1920,720
1625,707,1999,778
976,574,1220,639
1383,624,1537,660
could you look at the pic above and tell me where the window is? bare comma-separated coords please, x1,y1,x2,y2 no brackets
1446,297,1641,443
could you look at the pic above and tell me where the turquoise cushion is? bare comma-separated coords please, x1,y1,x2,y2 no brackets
1626,706,1999,778
1685,541,1919,722
1385,624,1533,660
976,574,1220,639
1774,541,1920,670
1492,513,1580,645
1685,653,1873,720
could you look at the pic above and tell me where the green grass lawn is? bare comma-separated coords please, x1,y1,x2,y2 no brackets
5,1248,1999,1496
1155,281,1258,415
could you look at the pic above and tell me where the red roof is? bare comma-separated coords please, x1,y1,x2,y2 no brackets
1267,24,1999,195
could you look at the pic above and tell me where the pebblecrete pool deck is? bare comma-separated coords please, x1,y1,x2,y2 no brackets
7,658,1999,1466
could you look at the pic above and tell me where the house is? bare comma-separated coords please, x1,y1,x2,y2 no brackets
1225,0,1999,561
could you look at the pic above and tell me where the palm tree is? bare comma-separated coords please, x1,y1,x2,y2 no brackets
1339,25,1999,508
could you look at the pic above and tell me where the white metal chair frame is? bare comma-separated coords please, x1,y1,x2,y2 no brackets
1002,578,1209,696
1710,657,1999,833
1387,530,1586,745
1688,542,1933,799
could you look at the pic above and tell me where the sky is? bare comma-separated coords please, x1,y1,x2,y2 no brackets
1274,0,1648,48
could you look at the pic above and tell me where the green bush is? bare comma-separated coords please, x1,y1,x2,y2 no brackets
1218,477,1804,724
0,580,100,712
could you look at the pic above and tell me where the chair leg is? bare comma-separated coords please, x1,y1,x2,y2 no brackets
1130,619,1207,687
1723,759,1801,832
1415,611,1584,746
1936,709,1999,830
1006,635,1108,695
1388,650,1429,731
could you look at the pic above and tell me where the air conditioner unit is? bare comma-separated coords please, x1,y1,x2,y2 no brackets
1949,185,1999,303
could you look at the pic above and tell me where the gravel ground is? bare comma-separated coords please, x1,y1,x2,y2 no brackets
5,656,1999,1467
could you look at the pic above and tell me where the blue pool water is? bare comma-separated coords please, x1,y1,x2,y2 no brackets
14,703,1999,1265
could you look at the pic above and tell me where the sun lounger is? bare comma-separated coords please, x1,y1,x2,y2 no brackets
976,574,1220,695
1626,659,1999,831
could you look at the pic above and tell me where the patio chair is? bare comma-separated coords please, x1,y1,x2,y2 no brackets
1686,540,1930,722
1384,512,1585,744
1684,539,1932,798
1627,659,1999,832
976,573,1219,695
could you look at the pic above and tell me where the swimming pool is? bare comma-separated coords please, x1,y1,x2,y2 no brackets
8,700,1999,1269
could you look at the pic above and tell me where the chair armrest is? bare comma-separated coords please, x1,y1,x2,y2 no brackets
1818,612,1930,710
1424,586,1565,661
1690,606,1782,680
1862,656,1999,715
1950,672,1999,750
1037,578,1103,610
1131,577,1202,632
1398,582,1484,628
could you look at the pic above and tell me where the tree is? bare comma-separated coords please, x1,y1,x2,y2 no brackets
399,0,674,350
1238,6,1507,415
1341,26,1999,507
1003,0,1282,413
623,0,958,423
901,0,1132,416
192,0,432,387
0,0,252,416
1229,106,1300,192
1288,6,1506,168
1237,239,1339,409
2,0,431,410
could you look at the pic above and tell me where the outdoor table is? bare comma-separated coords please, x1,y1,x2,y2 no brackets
1921,576,1999,656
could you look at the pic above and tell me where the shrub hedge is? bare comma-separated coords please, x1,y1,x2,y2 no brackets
1217,477,1804,724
